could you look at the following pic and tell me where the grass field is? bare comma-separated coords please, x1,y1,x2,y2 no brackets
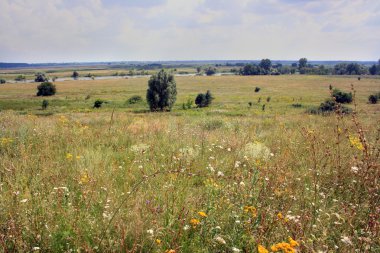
0,75,379,252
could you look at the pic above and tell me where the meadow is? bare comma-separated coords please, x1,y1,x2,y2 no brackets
0,75,379,252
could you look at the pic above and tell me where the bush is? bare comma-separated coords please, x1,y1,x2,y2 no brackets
308,99,352,115
35,73,48,82
93,100,104,108
195,90,214,108
72,71,79,79
42,100,49,109
15,75,26,81
146,70,177,111
292,103,302,108
368,95,378,104
37,82,56,96
127,95,143,104
205,67,216,76
255,87,261,92
0,79,5,84
332,89,352,103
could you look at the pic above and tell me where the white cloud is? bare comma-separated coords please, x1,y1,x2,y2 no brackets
0,0,379,62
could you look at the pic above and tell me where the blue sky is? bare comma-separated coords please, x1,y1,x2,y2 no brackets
0,0,379,62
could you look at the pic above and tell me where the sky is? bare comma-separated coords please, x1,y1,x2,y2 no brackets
1,0,380,63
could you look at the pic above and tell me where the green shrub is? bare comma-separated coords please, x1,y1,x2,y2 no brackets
195,90,214,108
332,89,352,103
37,82,56,96
205,67,216,76
42,100,49,110
93,100,104,108
127,95,143,104
0,79,6,84
255,87,261,92
308,99,352,115
368,92,380,104
292,103,302,108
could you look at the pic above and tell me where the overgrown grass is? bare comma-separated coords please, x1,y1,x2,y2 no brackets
0,75,379,252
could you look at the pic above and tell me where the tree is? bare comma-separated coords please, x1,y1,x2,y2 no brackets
0,79,5,84
205,67,216,76
72,71,79,79
196,67,202,74
35,73,48,82
259,59,272,73
368,95,378,104
37,82,56,96
369,64,377,75
146,70,177,111
298,58,307,69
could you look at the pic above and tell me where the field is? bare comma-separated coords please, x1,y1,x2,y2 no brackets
0,75,379,252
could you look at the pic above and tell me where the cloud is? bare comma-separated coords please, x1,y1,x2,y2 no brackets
0,0,379,62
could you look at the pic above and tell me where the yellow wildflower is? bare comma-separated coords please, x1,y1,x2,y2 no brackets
277,212,283,220
66,153,73,160
198,211,207,218
190,218,200,228
76,155,81,160
243,206,257,217
349,135,364,151
80,171,89,184
288,237,299,247
155,239,162,245
258,245,269,253
165,250,176,253
0,138,13,146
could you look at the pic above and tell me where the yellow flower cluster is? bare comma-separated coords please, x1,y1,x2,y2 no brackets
258,244,269,253
243,206,257,217
349,135,364,151
66,153,82,161
190,218,200,228
0,137,13,146
270,237,299,253
80,172,90,184
198,211,207,218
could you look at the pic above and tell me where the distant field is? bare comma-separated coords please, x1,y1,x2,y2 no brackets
0,75,379,252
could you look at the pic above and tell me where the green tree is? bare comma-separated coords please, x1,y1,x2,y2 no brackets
195,90,214,108
35,73,48,82
259,59,272,72
298,58,308,69
0,79,5,84
37,82,56,96
146,70,177,111
72,71,79,79
205,67,216,76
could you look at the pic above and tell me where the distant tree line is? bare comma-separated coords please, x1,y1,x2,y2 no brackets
238,58,380,76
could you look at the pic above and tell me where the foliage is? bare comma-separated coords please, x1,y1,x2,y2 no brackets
35,73,48,82
36,82,56,96
332,89,352,103
205,67,217,76
93,99,104,108
298,58,307,69
259,59,272,73
42,100,49,109
368,92,380,104
255,87,261,92
15,75,26,81
195,90,214,108
127,95,143,104
72,71,79,79
0,79,6,84
146,70,177,111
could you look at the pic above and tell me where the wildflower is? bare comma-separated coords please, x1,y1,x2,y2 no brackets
32,247,40,251
277,212,283,220
198,211,207,218
66,153,73,160
341,236,352,245
215,236,226,245
183,225,190,230
76,155,81,160
239,181,245,187
217,171,224,177
288,237,299,247
165,250,176,253
349,135,364,151
231,247,241,252
243,206,257,217
155,239,162,245
79,171,89,184
351,166,359,173
147,229,154,235
20,199,28,203
1,137,14,146
258,245,269,253
190,218,200,228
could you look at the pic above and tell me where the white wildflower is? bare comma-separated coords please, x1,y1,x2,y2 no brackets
232,247,241,252
20,199,28,203
217,171,224,177
214,236,226,245
341,236,352,245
